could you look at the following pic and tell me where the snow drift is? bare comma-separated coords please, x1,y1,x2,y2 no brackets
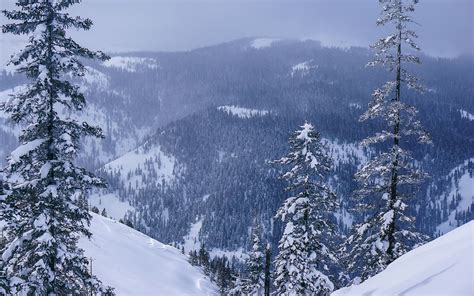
79,214,217,295
333,221,474,296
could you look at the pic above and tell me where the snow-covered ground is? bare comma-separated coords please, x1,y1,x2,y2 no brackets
291,60,316,77
103,143,177,191
80,214,217,296
79,66,110,91
250,38,281,49
324,139,368,168
182,218,249,262
459,109,474,121
102,56,159,72
182,218,203,253
217,105,270,119
349,103,362,110
209,248,248,262
435,158,474,235
333,221,474,296
88,191,134,221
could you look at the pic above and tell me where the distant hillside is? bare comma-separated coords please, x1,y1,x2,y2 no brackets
2,37,473,254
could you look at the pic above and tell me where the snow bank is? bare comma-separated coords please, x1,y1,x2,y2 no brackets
80,214,217,295
217,105,270,119
333,221,474,296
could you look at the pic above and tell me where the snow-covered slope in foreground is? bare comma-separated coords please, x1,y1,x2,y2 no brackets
333,221,474,296
79,214,217,295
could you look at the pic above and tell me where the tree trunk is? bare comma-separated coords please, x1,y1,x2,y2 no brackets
264,244,271,296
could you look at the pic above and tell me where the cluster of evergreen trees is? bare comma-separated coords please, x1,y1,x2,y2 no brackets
187,244,240,294
229,1,433,295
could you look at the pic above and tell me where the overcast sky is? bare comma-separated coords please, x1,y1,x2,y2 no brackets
1,0,473,62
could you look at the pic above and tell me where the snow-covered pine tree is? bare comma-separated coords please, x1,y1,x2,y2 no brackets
228,274,245,296
343,0,430,283
273,122,337,296
242,224,265,295
0,0,110,294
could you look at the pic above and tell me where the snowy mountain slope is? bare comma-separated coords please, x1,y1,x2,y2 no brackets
333,221,474,296
433,158,474,235
101,56,159,72
103,142,178,192
88,191,135,221
2,38,473,252
79,214,217,296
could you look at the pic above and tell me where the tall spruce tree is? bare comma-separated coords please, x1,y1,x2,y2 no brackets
273,122,337,296
242,224,265,295
0,0,111,294
343,0,430,283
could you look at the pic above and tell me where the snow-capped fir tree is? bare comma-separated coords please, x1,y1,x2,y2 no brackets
229,274,245,296
0,0,111,294
273,122,337,296
242,224,265,295
343,0,430,283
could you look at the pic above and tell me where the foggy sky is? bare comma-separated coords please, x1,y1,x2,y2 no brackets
1,0,473,62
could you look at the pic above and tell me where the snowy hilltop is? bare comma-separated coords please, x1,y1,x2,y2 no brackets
79,214,217,295
333,221,474,296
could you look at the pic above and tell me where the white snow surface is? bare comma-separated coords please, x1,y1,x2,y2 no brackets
88,191,134,221
102,56,159,72
459,109,474,121
103,143,176,191
79,67,109,91
333,221,474,296
182,218,203,253
80,214,217,296
435,158,474,235
250,38,281,49
209,248,248,262
291,60,316,77
182,218,248,262
324,138,368,168
217,105,270,119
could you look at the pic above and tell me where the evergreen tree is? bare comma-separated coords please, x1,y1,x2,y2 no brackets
198,244,211,275
0,0,110,294
343,0,430,282
273,122,337,295
243,224,264,295
189,250,199,266
229,274,245,296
